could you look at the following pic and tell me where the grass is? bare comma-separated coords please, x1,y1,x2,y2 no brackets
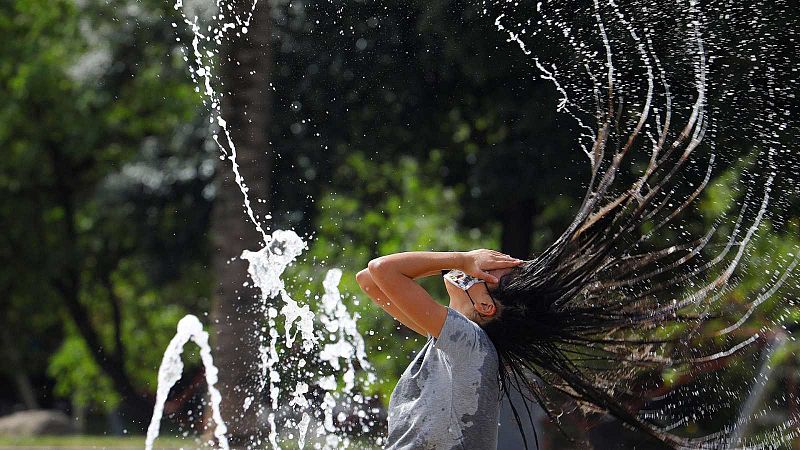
0,434,382,449
0,435,191,449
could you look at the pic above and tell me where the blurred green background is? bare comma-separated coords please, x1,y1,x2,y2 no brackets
1,0,798,448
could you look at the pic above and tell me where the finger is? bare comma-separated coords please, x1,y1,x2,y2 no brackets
498,254,518,260
491,256,521,264
483,260,520,270
480,272,499,283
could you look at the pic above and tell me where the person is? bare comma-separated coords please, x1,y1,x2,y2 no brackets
357,249,524,450
354,144,777,449
354,53,783,448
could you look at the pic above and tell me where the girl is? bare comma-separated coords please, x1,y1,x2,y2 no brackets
357,250,524,449
355,128,781,448
355,28,785,448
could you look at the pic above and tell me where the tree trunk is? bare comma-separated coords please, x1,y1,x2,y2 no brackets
210,1,274,447
1,327,39,409
48,145,151,427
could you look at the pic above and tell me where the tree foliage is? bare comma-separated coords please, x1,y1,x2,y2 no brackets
0,0,210,416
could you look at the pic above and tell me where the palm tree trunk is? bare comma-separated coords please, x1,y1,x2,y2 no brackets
210,1,274,447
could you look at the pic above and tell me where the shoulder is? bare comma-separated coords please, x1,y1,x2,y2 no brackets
434,308,498,366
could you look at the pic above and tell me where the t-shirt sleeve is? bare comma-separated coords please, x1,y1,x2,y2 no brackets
433,307,490,359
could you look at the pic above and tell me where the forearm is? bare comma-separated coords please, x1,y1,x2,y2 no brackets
413,270,444,280
364,251,458,337
356,269,427,336
368,251,465,279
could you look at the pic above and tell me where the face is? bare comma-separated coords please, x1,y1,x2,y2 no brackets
445,267,514,323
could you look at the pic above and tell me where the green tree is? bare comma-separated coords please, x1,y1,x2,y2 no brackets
0,0,209,425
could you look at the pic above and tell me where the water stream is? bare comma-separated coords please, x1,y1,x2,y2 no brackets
145,315,228,450
145,1,378,448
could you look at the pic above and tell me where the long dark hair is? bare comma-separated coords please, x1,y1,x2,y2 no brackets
479,61,783,449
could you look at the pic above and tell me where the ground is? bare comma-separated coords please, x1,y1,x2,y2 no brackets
0,435,187,449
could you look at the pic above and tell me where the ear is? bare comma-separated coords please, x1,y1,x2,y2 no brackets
476,298,497,317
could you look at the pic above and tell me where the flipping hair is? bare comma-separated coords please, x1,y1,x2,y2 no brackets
479,53,785,449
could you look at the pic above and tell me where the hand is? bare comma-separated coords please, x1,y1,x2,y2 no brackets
460,249,524,283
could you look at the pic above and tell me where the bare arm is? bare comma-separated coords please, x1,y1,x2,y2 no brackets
366,251,465,337
356,269,428,336
360,250,522,337
370,251,465,278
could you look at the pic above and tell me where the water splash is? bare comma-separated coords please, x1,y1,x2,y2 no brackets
173,0,266,241
145,315,228,450
481,0,799,447
147,1,379,448
241,236,377,447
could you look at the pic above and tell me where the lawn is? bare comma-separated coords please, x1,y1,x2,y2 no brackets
0,435,380,449
0,435,191,449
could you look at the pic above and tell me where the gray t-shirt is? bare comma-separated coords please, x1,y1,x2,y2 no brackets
386,307,501,450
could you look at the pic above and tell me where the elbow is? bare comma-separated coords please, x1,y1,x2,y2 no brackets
356,268,380,300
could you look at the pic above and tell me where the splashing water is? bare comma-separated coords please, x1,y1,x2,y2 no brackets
239,230,376,447
146,315,228,450
146,232,377,448
147,1,379,449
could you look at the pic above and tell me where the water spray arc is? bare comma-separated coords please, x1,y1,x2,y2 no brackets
145,315,228,450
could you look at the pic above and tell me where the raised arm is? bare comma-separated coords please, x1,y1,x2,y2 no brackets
362,251,464,337
356,269,428,336
358,250,522,337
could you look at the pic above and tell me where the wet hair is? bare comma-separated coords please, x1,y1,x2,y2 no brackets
476,105,777,448
482,204,707,447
